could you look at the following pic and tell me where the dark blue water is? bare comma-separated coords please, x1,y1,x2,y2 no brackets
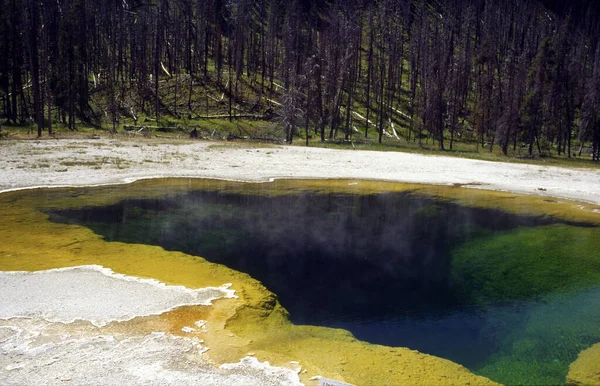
48,187,600,384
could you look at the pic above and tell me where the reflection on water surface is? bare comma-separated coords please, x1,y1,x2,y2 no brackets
49,185,600,385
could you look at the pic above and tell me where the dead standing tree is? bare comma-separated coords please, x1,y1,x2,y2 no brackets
276,83,304,144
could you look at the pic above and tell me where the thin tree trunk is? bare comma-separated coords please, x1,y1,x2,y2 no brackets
27,0,43,137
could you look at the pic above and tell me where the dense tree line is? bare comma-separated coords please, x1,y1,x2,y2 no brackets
1,0,599,159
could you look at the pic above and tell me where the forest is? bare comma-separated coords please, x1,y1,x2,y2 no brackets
1,0,599,160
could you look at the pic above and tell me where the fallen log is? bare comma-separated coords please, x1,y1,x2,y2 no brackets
123,125,175,132
189,114,269,120
226,133,284,143
324,138,369,145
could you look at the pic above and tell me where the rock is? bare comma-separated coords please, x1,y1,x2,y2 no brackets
568,343,600,385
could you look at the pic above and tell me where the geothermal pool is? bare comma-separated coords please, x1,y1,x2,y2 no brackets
46,179,600,385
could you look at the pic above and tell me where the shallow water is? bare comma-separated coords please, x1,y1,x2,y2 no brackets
48,183,600,385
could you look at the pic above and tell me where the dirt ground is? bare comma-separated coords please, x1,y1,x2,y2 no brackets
2,138,600,205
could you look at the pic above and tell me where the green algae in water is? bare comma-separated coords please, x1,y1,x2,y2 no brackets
452,224,600,384
470,286,600,385
453,224,600,303
47,183,600,385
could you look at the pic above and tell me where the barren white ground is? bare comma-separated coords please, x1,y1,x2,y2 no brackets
1,138,600,204
0,267,302,386
1,138,600,385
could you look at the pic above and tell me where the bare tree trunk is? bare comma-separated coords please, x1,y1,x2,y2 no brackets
365,9,374,138
378,59,385,144
27,0,43,137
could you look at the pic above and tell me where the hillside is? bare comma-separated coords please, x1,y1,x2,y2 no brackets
1,0,599,161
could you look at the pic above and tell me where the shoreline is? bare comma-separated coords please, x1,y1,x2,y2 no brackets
1,138,600,204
